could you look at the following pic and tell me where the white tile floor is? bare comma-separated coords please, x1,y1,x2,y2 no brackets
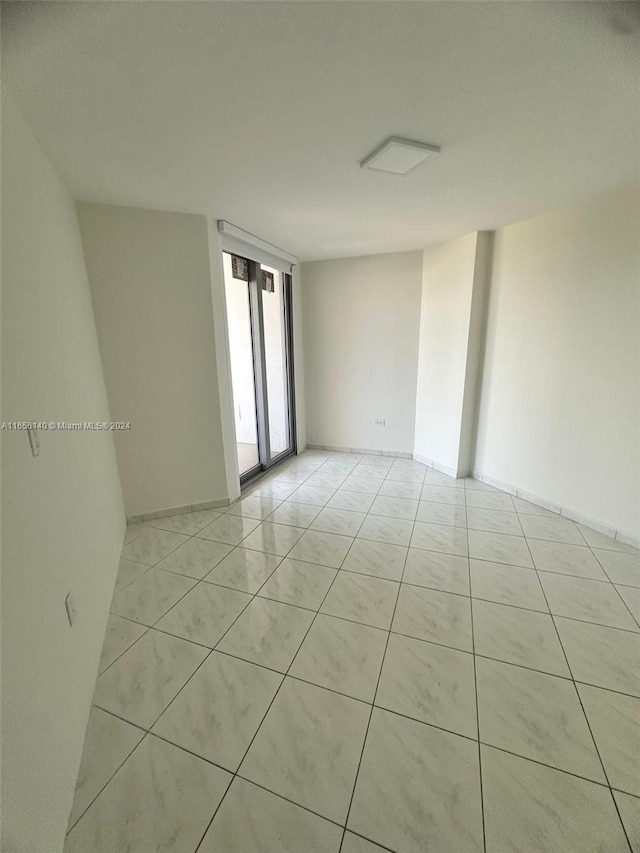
66,450,640,852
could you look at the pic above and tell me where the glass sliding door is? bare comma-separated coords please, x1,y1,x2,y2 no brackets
223,252,295,482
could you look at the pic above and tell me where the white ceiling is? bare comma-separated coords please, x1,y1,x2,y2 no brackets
2,1,639,261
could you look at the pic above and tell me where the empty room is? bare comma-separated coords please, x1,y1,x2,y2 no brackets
2,2,639,852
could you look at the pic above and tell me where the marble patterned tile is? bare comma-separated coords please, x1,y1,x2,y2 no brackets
420,484,466,506
241,521,305,557
113,558,150,594
240,677,369,824
64,735,230,853
468,529,533,568
481,745,629,853
155,537,233,579
577,683,640,796
341,832,388,853
121,528,189,566
198,777,342,853
528,539,608,580
155,583,251,647
326,490,375,513
67,707,144,829
310,507,366,537
341,475,384,495
358,514,414,547
423,471,465,490
377,480,423,500
288,529,354,568
287,485,337,506
512,497,560,517
472,599,570,677
197,514,261,545
519,513,584,545
151,508,221,535
466,507,522,536
384,467,425,484
216,597,314,672
265,501,322,528
152,652,281,770
123,521,155,544
578,525,639,553
476,657,605,782
321,571,399,629
613,791,640,853
99,614,147,673
410,521,469,556
376,633,477,737
348,708,483,853
369,495,418,521
540,573,639,631
393,584,473,651
110,568,196,626
205,547,281,593
592,548,640,588
251,481,297,500
341,538,407,581
227,496,282,520
416,500,468,527
616,584,640,622
290,613,387,702
258,558,337,610
465,489,515,511
93,629,208,728
555,617,640,697
470,558,548,611
304,472,348,490
403,548,470,595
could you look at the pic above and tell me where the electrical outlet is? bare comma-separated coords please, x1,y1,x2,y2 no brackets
65,591,77,627
373,418,386,427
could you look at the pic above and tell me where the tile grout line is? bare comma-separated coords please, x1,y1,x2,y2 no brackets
518,523,635,853
464,476,488,853
337,502,412,852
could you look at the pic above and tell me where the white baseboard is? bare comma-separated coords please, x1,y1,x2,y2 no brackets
127,497,231,525
307,442,412,458
471,470,639,549
412,453,458,478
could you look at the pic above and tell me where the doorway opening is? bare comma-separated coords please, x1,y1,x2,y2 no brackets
223,251,296,483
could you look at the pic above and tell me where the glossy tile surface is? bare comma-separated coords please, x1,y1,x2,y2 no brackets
476,657,605,782
240,677,369,823
65,735,230,853
290,613,387,701
348,708,483,853
216,596,314,671
199,777,342,852
152,652,282,769
93,629,207,728
70,450,637,850
155,582,251,647
258,558,336,610
481,745,629,853
376,633,477,737
321,571,398,629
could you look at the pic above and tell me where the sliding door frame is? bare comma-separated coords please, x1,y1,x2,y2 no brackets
229,253,296,486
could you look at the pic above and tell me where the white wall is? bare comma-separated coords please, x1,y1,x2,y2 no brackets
1,95,125,853
414,232,480,473
475,186,640,538
301,252,422,453
77,203,229,517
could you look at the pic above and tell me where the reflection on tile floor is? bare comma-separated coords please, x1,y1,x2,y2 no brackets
66,450,640,852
